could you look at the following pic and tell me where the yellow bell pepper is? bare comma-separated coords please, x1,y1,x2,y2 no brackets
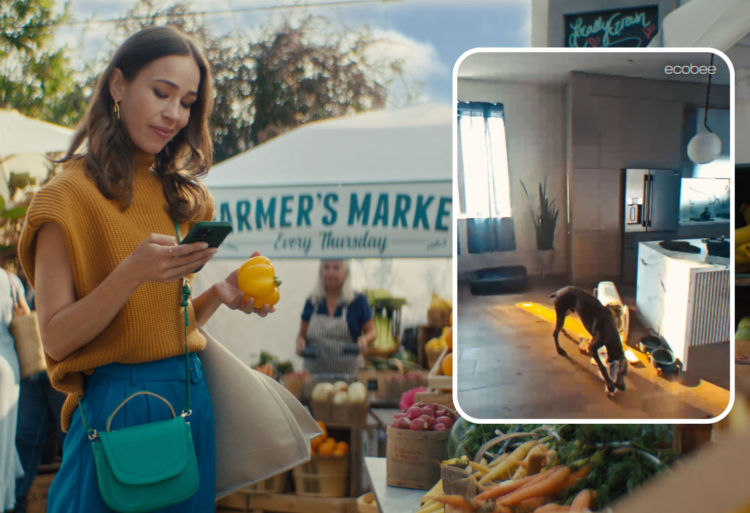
237,255,281,308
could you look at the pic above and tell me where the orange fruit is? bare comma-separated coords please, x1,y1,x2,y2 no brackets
318,438,336,455
441,353,453,376
443,327,452,350
335,441,349,454
317,420,327,439
311,433,326,451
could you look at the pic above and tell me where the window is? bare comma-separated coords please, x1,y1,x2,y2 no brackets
457,101,512,219
457,101,516,253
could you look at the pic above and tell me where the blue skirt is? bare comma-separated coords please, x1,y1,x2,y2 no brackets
47,353,216,513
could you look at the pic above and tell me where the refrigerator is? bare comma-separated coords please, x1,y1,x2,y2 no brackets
622,168,681,283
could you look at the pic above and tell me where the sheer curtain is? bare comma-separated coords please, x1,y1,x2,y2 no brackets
457,101,515,253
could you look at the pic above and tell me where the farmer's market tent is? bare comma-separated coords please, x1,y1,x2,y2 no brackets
193,103,453,367
0,109,74,199
0,109,73,157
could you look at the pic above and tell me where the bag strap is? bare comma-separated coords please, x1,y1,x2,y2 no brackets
77,221,193,439
174,221,192,418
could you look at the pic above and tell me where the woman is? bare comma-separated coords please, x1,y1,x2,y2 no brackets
18,26,271,512
0,270,24,512
296,259,376,375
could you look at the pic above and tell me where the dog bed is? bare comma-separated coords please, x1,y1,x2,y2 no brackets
469,266,527,295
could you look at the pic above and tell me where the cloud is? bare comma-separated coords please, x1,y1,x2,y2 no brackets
367,28,446,81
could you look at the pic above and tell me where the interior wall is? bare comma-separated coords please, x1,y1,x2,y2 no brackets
456,79,567,279
567,72,730,284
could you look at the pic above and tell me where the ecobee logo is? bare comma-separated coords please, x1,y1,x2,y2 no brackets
664,63,717,75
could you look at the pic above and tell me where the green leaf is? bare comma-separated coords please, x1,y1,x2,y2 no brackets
2,206,28,220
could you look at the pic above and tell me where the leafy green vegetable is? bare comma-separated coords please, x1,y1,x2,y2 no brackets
446,423,678,510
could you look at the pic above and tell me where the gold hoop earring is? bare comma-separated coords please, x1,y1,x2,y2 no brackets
114,101,120,120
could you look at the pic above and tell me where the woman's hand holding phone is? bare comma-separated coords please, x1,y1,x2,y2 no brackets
124,233,218,284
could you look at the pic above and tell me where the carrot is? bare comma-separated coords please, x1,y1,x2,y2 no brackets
469,461,491,475
491,505,513,513
480,440,538,484
435,494,476,512
533,504,570,513
497,466,572,506
562,464,589,489
569,489,593,511
475,472,548,501
516,496,550,513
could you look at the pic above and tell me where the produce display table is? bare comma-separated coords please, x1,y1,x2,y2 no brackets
369,408,401,430
244,493,357,513
364,457,423,513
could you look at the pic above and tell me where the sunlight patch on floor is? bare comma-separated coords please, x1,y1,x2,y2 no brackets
515,302,590,340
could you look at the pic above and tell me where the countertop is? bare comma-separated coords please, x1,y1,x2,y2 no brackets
640,238,728,268
365,456,424,513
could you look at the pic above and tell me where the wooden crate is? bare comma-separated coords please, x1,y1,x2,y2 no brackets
417,325,445,368
427,307,451,327
313,400,369,426
414,389,455,411
427,346,452,390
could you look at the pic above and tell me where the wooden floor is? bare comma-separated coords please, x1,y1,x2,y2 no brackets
455,277,731,421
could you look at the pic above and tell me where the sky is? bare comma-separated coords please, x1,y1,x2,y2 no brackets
52,0,531,105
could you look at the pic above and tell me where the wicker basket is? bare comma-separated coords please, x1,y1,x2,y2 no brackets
293,455,349,497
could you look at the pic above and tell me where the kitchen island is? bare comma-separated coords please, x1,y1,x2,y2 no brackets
636,239,729,372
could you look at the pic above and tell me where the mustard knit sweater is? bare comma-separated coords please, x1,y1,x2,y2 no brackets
18,154,213,430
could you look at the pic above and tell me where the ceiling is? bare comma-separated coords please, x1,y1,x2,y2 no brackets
457,50,732,86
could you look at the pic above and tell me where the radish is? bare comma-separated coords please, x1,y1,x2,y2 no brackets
434,423,450,431
406,406,422,420
416,415,435,430
392,417,411,429
435,416,454,428
409,419,426,431
421,404,439,417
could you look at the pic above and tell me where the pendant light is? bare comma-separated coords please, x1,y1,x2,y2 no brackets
687,54,721,164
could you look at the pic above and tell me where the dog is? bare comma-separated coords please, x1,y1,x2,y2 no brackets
550,286,628,396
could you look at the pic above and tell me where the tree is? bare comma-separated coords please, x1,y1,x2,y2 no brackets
0,0,86,126
110,0,417,162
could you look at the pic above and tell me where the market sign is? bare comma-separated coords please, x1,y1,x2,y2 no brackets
211,181,452,259
565,5,659,48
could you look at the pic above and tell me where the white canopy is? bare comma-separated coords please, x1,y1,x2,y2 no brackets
205,102,451,187
204,103,453,259
0,109,73,158
195,103,454,368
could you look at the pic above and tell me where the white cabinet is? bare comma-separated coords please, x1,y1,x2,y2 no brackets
636,240,729,370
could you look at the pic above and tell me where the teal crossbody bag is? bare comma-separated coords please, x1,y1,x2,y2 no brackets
77,222,200,513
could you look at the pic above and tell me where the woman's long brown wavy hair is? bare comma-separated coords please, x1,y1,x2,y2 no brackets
61,25,214,222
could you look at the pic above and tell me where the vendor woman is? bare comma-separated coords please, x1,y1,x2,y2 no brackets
296,259,376,375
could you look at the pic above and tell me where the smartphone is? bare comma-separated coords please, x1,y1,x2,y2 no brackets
180,221,233,271
181,221,233,247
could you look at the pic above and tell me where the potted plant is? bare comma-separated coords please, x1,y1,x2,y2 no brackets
520,178,559,276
